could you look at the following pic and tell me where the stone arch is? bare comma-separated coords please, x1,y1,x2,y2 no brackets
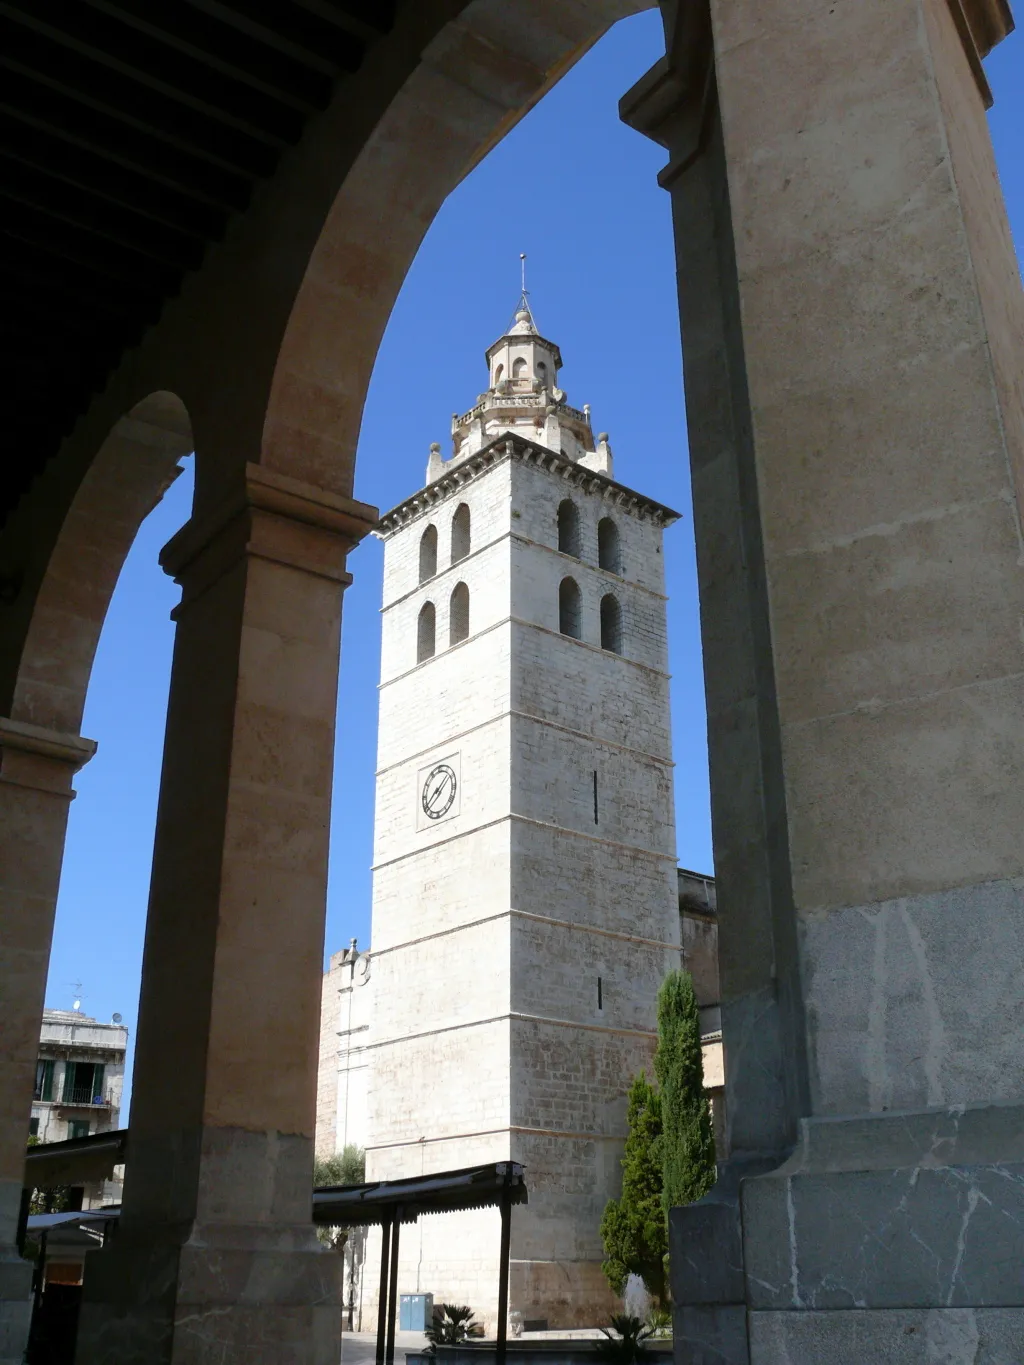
559,577,583,640
597,517,620,575
260,0,651,496
451,504,471,565
419,524,439,583
600,593,622,653
11,392,193,736
558,499,582,558
449,581,470,645
417,601,437,663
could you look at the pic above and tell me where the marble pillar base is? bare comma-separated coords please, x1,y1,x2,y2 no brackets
670,1104,1024,1365
76,1227,344,1365
0,1254,31,1365
749,1307,1024,1363
0,1178,32,1365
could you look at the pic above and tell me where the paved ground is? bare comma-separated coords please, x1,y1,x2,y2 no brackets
340,1330,428,1365
337,1326,615,1364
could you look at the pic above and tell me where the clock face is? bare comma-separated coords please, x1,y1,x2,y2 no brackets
422,764,457,821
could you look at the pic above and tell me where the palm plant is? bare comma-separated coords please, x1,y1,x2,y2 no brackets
595,1313,654,1365
424,1304,485,1351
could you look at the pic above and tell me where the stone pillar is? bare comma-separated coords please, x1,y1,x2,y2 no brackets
624,0,1024,1360
0,718,95,1365
76,463,377,1365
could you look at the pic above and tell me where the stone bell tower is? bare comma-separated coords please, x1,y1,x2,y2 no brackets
364,292,681,1328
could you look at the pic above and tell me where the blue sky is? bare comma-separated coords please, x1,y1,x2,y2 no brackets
44,11,1024,1113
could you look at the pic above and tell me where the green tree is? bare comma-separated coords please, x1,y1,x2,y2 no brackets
313,1144,365,1188
655,970,716,1217
313,1145,366,1251
599,1072,668,1306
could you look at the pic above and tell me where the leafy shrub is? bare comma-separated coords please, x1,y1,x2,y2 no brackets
424,1303,485,1351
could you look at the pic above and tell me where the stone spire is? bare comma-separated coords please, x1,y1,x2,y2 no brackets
427,286,614,484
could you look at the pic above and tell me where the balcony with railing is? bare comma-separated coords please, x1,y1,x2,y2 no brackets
59,1083,113,1108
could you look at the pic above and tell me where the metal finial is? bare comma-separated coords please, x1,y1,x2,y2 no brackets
520,252,527,297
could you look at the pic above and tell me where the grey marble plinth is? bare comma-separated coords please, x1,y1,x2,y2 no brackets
749,1308,1024,1363
0,1177,32,1365
669,1104,1024,1365
76,1228,344,1365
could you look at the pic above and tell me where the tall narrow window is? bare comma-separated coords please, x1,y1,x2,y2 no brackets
598,517,620,574
451,503,471,564
449,582,470,646
34,1059,54,1102
557,499,581,557
419,524,438,582
600,594,622,654
62,1061,103,1105
559,577,582,640
417,601,436,663
593,770,599,824
597,978,603,1011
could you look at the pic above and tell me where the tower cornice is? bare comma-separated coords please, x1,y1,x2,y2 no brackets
375,432,681,538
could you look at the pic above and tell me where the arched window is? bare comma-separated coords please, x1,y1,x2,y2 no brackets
557,499,581,557
419,524,437,582
449,582,469,646
537,360,548,387
451,503,471,564
417,601,436,663
494,363,503,385
598,517,620,574
559,577,582,640
512,357,528,379
600,594,622,654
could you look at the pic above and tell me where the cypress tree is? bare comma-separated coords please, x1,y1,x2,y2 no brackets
599,1071,668,1306
655,969,716,1216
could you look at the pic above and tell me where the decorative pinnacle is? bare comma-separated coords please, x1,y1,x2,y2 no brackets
510,251,536,332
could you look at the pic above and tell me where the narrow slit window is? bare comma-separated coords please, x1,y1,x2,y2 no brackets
417,601,436,663
597,977,603,1011
593,770,599,824
559,577,582,640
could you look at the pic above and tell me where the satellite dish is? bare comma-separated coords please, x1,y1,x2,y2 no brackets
111,1013,123,1024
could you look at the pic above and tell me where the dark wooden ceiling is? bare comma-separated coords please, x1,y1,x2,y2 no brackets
0,0,395,526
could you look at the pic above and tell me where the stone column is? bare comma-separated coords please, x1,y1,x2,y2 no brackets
0,718,95,1365
76,463,377,1365
624,0,1024,1360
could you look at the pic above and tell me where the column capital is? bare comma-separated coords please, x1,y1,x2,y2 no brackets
160,462,379,612
0,716,97,796
619,5,714,190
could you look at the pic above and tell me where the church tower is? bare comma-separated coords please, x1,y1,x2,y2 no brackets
365,293,681,1327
